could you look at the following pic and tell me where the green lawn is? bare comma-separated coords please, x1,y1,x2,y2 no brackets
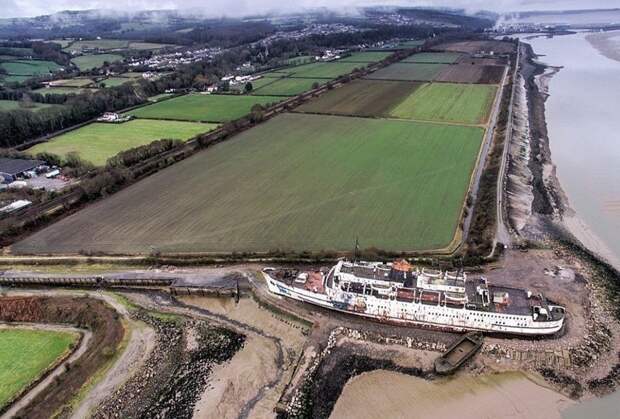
366,63,447,81
14,113,484,254
0,328,77,409
128,94,282,122
401,52,463,64
338,51,392,63
252,77,325,96
71,54,123,71
389,83,497,124
27,119,215,166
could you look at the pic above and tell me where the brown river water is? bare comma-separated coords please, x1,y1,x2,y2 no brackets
524,32,620,269
330,370,572,419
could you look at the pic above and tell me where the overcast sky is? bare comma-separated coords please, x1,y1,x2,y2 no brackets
2,0,617,19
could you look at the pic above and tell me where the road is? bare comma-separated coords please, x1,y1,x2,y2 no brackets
458,53,511,252
492,39,521,255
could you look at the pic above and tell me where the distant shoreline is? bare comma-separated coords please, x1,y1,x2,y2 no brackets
585,30,620,63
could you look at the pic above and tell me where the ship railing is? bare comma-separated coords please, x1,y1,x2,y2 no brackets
422,268,442,278
418,290,441,306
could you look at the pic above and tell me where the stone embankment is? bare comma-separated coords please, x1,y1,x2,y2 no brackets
94,310,245,418
282,327,443,418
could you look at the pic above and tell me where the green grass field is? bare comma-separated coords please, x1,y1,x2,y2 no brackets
0,328,77,408
0,60,62,76
401,52,463,64
366,63,447,81
64,39,129,52
128,94,282,122
244,77,279,91
290,62,366,79
50,39,72,48
286,56,313,65
148,93,175,102
297,79,421,117
32,87,98,96
71,54,123,71
398,40,425,48
50,78,94,87
127,42,171,50
27,119,215,166
338,51,392,63
0,75,34,84
252,77,325,96
119,72,146,78
99,77,133,87
260,69,297,78
0,100,55,112
389,83,497,124
0,47,34,56
64,40,170,52
14,113,484,254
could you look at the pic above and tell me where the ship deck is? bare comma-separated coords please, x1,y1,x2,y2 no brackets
465,282,532,315
339,264,393,281
268,267,552,318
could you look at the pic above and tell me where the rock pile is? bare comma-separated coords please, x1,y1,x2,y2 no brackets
587,353,620,396
94,310,244,419
538,367,583,399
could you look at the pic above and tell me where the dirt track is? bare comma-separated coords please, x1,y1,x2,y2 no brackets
0,324,91,419
70,311,155,419
0,294,124,418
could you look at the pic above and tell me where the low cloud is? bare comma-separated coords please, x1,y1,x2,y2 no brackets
3,0,618,18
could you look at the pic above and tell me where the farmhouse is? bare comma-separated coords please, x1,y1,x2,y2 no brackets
96,112,133,123
0,157,44,184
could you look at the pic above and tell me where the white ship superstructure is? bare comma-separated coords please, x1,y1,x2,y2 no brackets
263,260,565,336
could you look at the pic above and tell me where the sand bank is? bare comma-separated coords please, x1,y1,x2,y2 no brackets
331,370,573,419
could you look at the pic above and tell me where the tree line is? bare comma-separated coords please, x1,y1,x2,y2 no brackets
0,23,482,149
0,41,70,66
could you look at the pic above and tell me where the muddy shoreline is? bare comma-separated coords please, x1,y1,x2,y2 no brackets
514,39,620,269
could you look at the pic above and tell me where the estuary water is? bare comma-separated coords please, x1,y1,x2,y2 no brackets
330,370,573,419
520,31,620,417
523,32,620,269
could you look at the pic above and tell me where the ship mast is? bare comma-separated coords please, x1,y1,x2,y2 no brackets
353,237,360,262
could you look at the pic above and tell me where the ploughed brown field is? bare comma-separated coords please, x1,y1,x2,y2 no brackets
296,79,422,117
435,65,505,84
456,56,507,66
434,40,517,55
